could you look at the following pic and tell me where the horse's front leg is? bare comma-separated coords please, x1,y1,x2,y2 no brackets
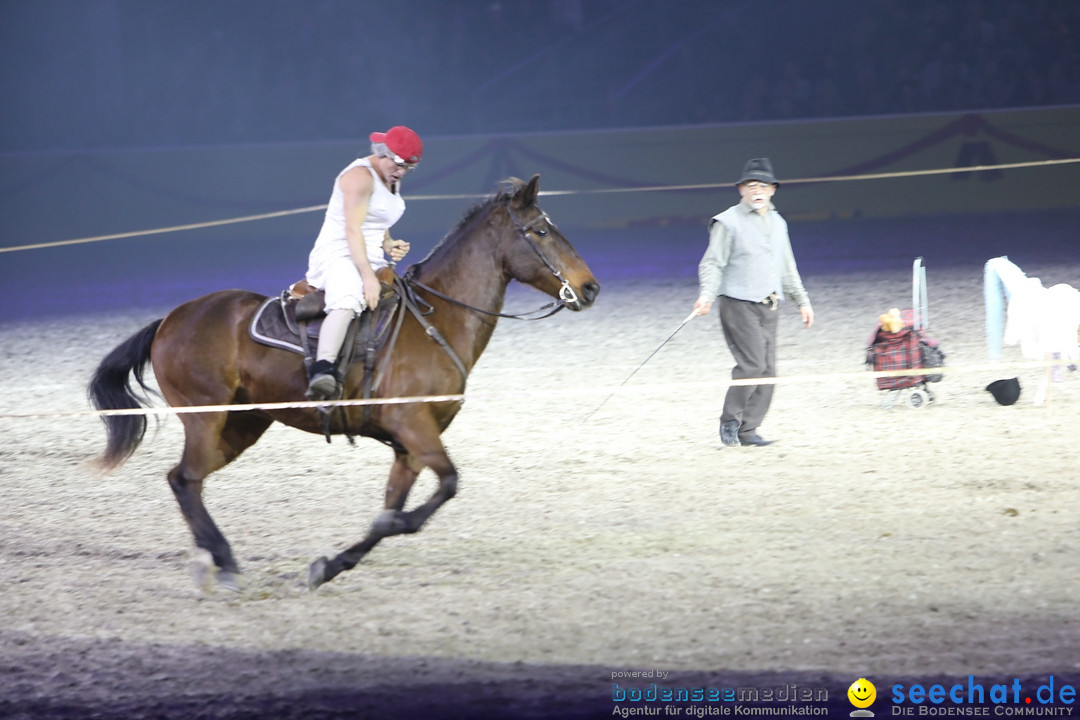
374,442,459,536
308,442,458,590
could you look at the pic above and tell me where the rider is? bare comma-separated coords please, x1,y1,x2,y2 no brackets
304,125,422,400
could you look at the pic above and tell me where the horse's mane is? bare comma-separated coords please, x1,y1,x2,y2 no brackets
447,177,526,239
417,177,527,265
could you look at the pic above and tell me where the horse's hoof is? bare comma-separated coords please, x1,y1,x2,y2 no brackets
217,571,242,593
308,556,329,591
189,548,215,591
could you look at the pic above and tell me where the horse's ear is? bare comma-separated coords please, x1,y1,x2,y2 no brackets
511,174,541,208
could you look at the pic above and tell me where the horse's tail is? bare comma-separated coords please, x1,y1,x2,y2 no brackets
87,319,163,472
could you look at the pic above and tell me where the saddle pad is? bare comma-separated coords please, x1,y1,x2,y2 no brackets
249,292,401,358
249,296,317,356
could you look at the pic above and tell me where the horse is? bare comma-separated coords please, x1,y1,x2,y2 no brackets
88,174,600,591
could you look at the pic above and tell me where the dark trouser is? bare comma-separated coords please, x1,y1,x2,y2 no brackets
718,295,779,436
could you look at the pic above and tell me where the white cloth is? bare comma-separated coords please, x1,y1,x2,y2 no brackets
1038,284,1080,362
306,158,405,312
987,256,1080,362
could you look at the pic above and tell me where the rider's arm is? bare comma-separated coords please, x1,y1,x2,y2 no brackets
339,167,381,309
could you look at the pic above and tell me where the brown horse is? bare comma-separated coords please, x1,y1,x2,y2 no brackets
88,175,599,591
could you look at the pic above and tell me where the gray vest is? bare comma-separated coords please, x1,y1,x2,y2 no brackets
711,205,790,303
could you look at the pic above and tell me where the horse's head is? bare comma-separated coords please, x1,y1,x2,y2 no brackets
497,175,600,311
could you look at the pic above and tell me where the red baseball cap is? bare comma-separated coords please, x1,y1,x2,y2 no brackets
370,125,423,164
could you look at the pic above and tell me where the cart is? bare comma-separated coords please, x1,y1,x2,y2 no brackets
866,257,945,409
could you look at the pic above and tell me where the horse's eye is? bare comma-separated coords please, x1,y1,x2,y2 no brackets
535,228,548,237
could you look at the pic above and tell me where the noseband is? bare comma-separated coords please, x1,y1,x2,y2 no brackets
405,200,579,321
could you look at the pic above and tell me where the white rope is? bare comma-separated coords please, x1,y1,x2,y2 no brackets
2,157,1076,254
0,394,463,420
537,157,1080,196
0,359,1067,420
0,205,328,254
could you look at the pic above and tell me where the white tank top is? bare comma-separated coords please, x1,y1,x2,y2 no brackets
308,157,405,272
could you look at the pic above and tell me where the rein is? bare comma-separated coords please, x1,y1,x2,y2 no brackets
403,200,578,321
404,274,566,321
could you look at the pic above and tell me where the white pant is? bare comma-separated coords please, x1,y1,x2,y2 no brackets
310,256,384,314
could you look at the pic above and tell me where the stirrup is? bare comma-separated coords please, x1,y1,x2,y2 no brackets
305,360,341,401
305,374,339,401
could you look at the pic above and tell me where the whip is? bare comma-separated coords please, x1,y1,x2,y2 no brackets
583,310,697,422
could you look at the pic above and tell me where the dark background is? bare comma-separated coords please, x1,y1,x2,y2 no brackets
3,0,1079,153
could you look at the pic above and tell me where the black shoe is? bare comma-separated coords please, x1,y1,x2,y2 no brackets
738,433,773,447
719,419,741,447
305,360,341,401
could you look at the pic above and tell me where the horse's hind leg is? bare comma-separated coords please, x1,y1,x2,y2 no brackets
171,467,238,591
308,434,458,590
169,411,272,591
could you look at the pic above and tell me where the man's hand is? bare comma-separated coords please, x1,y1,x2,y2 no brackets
693,298,712,316
361,268,381,310
384,237,410,263
800,305,814,329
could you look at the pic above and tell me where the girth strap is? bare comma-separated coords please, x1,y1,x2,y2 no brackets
358,306,379,428
330,316,360,445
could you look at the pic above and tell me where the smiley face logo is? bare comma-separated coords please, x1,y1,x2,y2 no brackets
848,678,877,709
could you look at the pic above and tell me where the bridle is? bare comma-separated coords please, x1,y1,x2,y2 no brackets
506,202,582,309
404,199,580,321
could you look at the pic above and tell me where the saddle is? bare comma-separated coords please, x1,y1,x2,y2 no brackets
249,269,403,438
249,267,468,443
250,270,400,360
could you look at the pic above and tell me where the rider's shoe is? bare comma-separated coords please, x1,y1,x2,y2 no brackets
305,360,341,401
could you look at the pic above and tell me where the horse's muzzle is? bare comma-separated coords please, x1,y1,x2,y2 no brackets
571,280,600,310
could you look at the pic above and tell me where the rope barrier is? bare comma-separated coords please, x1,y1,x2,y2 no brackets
0,205,328,254
0,359,1068,421
537,157,1080,196
2,157,1077,255
0,393,465,420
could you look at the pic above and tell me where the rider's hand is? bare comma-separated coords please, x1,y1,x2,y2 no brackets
385,238,410,263
361,270,381,310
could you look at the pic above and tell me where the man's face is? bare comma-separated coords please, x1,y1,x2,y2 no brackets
374,154,417,184
738,181,776,212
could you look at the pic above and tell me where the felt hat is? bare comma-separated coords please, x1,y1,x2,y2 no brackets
985,377,1021,405
370,126,423,164
737,157,779,186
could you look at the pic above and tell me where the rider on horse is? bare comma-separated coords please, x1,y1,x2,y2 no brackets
304,125,423,401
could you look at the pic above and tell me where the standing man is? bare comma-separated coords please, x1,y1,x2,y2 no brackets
692,158,814,447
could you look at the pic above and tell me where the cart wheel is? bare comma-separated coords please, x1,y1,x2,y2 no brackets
909,389,929,408
925,388,936,405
